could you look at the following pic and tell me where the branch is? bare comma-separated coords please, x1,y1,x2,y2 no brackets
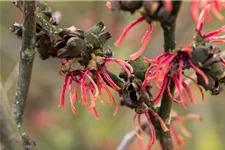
21,132,37,150
116,131,138,150
158,2,182,150
0,98,23,150
13,1,37,129
116,123,148,150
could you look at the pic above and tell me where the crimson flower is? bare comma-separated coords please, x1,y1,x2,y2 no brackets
115,17,153,61
132,108,168,147
170,112,202,150
106,2,154,61
142,46,206,109
194,3,225,67
58,54,133,119
195,3,225,44
191,0,225,23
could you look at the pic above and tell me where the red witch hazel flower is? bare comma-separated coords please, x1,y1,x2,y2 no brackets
195,3,225,44
132,109,169,146
106,0,172,60
142,46,206,109
169,112,202,150
190,0,225,23
58,53,133,119
115,16,153,61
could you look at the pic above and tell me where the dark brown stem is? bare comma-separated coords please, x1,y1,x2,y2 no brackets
0,98,23,150
158,2,182,150
13,1,37,129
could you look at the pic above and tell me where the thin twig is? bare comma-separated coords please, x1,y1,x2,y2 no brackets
13,1,37,129
116,123,148,150
116,131,138,150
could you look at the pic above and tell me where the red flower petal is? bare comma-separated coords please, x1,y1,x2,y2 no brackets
88,90,100,120
156,52,170,62
81,70,89,105
182,81,195,104
173,76,188,109
101,67,121,91
145,64,156,78
167,79,182,104
132,113,143,140
170,124,185,147
184,74,205,101
144,56,157,63
72,84,79,102
222,59,225,66
144,112,156,146
92,107,100,120
190,0,200,23
188,59,209,84
69,76,73,101
104,58,133,77
152,76,168,104
85,72,99,101
210,39,225,43
176,118,192,137
59,74,70,107
137,114,145,135
149,108,169,132
197,4,211,32
115,16,145,46
212,7,224,20
204,25,225,38
129,24,153,60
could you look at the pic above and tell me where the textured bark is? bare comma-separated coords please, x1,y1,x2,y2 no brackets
13,1,37,129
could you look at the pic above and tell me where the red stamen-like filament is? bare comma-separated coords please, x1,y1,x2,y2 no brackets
129,24,153,60
104,57,133,76
144,112,156,146
132,113,143,140
184,74,205,101
59,74,70,107
188,59,209,84
101,67,121,91
115,16,145,47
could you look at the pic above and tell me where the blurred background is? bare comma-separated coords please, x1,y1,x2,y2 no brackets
0,1,225,150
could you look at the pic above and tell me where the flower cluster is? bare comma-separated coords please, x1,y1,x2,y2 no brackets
58,53,133,119
106,2,224,148
142,46,206,109
142,3,225,108
192,3,225,94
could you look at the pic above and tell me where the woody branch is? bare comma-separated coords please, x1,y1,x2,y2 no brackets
13,0,36,129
